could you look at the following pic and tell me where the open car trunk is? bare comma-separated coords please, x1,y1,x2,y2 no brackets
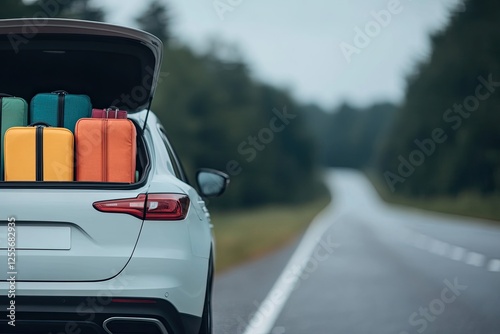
0,19,162,188
0,18,163,112
0,19,163,281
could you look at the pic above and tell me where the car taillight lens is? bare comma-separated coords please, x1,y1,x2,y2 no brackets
93,194,146,219
93,194,190,220
145,194,190,220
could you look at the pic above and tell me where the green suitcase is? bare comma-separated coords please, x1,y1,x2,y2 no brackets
30,90,92,133
0,94,28,180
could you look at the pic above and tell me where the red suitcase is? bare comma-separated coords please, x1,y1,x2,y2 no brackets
91,107,127,119
75,118,136,183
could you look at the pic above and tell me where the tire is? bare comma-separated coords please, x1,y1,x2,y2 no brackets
198,252,214,334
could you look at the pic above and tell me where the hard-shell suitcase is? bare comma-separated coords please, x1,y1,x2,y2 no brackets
4,124,74,181
91,107,127,119
30,90,92,133
0,94,28,180
75,118,136,183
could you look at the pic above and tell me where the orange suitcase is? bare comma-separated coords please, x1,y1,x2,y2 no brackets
4,124,74,181
75,118,136,183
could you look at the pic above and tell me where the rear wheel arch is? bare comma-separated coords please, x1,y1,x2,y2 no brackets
198,246,214,334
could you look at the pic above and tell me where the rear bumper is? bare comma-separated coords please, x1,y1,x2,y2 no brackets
0,296,201,334
0,251,210,316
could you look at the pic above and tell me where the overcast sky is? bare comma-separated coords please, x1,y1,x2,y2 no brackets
100,0,462,110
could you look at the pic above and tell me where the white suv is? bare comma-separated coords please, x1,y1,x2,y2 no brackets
0,19,228,334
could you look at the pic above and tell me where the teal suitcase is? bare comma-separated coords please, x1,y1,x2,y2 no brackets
30,90,92,133
0,94,28,180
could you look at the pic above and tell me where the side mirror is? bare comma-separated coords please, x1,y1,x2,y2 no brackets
196,168,230,198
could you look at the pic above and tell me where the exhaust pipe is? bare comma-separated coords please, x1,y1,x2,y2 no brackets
103,317,169,334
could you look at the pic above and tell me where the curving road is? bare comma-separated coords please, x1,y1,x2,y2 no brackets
213,169,500,334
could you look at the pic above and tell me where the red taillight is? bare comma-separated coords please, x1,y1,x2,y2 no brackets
93,194,146,219
93,193,190,220
145,194,190,220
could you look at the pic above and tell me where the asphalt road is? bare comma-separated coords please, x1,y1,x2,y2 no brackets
213,169,500,334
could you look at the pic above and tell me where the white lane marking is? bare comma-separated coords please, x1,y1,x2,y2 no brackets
242,205,339,334
405,231,498,272
414,233,430,250
448,246,466,261
429,239,449,257
464,252,486,267
487,259,500,272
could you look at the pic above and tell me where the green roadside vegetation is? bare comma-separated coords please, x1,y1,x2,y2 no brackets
212,192,331,273
367,171,500,223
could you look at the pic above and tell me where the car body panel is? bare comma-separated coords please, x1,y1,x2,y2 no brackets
0,111,212,284
145,112,214,258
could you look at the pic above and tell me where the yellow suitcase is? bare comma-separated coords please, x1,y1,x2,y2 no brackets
4,124,74,181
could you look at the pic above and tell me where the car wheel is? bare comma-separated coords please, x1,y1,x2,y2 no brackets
198,253,214,334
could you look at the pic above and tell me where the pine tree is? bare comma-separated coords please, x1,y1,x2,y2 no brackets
0,0,37,18
136,0,170,43
62,0,106,22
32,0,106,21
376,0,500,196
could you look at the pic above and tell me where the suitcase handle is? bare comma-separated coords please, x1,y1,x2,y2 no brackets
0,93,13,98
106,106,120,119
52,90,68,95
30,122,51,127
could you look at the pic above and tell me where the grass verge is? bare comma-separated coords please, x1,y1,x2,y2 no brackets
367,171,500,223
211,194,331,273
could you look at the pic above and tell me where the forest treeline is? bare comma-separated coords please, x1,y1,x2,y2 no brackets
376,0,500,198
309,0,500,203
